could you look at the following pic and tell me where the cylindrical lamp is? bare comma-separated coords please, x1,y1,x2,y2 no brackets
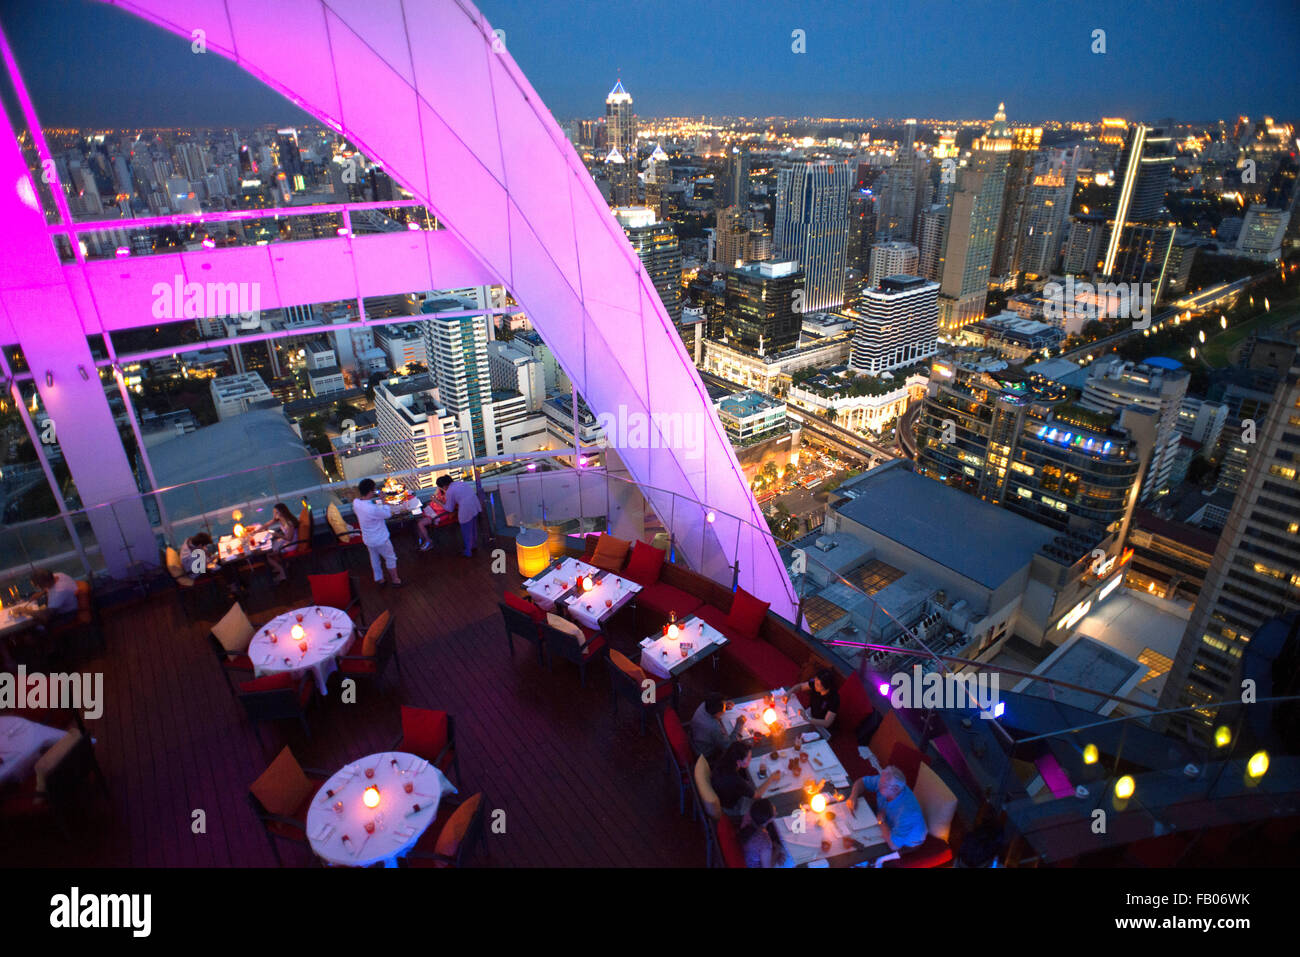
516,527,550,578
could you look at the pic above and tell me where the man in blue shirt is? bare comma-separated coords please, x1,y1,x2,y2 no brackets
847,765,928,854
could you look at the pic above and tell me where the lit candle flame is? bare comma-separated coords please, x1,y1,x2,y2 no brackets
582,576,594,592
363,785,380,808
810,793,827,814
233,524,245,538
667,623,679,639
762,707,778,726
291,624,305,641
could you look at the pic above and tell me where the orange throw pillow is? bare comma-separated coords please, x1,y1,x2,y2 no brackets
361,610,391,656
434,793,484,858
250,746,313,817
609,648,648,684
590,534,631,573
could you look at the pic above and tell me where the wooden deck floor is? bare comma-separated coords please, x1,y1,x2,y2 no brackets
2,530,724,867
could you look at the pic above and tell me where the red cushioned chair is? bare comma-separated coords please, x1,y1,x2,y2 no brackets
827,673,877,779
337,611,399,687
656,709,696,815
391,706,460,785
403,792,487,867
715,813,747,869
540,619,608,688
236,672,315,748
208,632,255,698
887,741,931,790
0,714,109,841
605,651,677,734
307,572,366,628
623,540,703,622
499,595,547,665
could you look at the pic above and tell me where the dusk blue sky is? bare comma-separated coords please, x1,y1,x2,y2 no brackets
2,0,1297,127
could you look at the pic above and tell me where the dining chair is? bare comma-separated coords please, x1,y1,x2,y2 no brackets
247,746,331,866
656,709,696,816
0,715,109,841
390,705,460,785
207,632,255,697
499,599,547,666
307,572,366,629
235,672,315,748
403,792,487,867
539,619,607,688
604,649,676,734
337,610,399,688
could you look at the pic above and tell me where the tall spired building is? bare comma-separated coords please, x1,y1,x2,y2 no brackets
774,160,853,313
936,103,1011,332
605,79,637,206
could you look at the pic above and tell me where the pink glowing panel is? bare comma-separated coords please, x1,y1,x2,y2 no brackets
93,0,795,617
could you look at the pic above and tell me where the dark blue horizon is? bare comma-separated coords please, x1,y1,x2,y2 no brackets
1,0,1296,128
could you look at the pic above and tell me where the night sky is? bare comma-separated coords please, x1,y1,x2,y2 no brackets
1,0,1296,127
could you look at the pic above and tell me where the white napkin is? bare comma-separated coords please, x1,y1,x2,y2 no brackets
313,821,335,841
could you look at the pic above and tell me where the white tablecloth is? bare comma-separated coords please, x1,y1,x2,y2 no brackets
775,797,884,865
639,616,727,679
720,691,805,740
0,716,67,787
0,606,37,639
217,529,275,564
565,574,640,631
524,558,599,611
248,606,355,695
306,751,457,868
747,738,852,797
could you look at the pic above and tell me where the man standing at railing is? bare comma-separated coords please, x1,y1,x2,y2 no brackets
354,478,402,587
436,474,482,558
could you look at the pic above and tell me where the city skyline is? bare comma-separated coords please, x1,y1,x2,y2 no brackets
2,0,1297,128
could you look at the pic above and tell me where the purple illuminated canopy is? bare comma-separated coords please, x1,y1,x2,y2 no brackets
0,0,795,618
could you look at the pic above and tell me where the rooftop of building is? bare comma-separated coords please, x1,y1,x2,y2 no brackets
378,374,436,398
831,462,1058,591
716,390,784,418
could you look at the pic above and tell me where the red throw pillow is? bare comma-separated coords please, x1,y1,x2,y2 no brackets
888,742,930,789
309,572,351,609
401,706,449,758
504,592,546,623
624,540,666,585
725,587,770,641
239,672,296,694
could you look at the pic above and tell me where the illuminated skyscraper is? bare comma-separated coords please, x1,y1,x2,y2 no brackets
604,79,637,206
991,124,1043,287
774,160,852,313
615,206,682,323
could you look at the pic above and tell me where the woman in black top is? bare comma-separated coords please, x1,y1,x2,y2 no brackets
712,741,780,818
792,668,840,730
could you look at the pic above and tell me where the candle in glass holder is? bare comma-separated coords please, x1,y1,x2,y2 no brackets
810,792,827,814
291,624,305,641
582,576,594,592
667,622,679,640
763,707,778,727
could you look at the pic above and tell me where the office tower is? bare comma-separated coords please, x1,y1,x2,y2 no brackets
1160,343,1300,740
1063,215,1107,275
916,361,1149,540
373,375,463,488
936,105,1011,332
1020,147,1080,279
604,79,637,206
722,261,804,355
723,149,750,208
1236,204,1290,260
849,276,939,374
615,206,682,323
874,149,923,243
421,299,493,458
1098,123,1175,296
489,340,546,411
866,241,919,289
774,160,852,313
1080,357,1190,501
1209,337,1299,493
991,124,1044,287
916,203,947,282
846,188,876,272
643,143,670,219
714,206,748,269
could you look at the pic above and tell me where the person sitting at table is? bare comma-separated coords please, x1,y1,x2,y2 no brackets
179,532,212,570
253,502,298,584
847,765,928,863
712,741,780,819
353,479,402,587
739,798,790,868
436,474,482,558
14,568,79,626
689,694,744,761
415,485,450,552
790,668,840,731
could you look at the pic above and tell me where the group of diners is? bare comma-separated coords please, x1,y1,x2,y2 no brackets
688,671,928,868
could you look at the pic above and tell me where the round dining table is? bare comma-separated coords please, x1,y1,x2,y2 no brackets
247,606,356,695
306,751,457,867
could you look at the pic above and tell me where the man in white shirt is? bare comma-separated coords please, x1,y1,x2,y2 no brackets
436,475,482,558
19,568,79,624
352,479,402,586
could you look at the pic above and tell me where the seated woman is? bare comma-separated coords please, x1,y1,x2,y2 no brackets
711,741,781,820
253,503,298,584
179,532,213,572
791,668,840,731
416,485,451,552
739,798,790,868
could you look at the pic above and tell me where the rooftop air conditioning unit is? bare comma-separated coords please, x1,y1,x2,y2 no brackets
815,536,836,552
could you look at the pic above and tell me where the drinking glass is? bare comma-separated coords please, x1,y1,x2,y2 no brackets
364,820,376,835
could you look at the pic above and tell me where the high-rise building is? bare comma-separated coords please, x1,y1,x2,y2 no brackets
1098,124,1176,297
774,160,852,313
722,261,804,355
848,276,939,375
936,105,1011,332
421,297,493,458
723,149,750,208
604,80,637,206
1019,147,1080,279
990,124,1044,286
866,241,919,290
615,206,682,323
373,374,463,488
1079,357,1190,501
916,203,947,282
714,206,748,269
1160,343,1300,740
643,143,670,219
1236,204,1291,260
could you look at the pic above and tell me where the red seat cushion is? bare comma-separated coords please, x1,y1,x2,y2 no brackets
830,730,874,780
884,834,952,868
580,634,607,660
636,582,703,620
837,674,874,731
724,587,770,641
240,672,296,694
340,657,377,675
716,815,747,868
888,742,931,789
624,540,666,586
401,706,448,760
503,592,546,624
309,572,352,610
223,654,254,671
663,710,693,769
721,635,800,690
